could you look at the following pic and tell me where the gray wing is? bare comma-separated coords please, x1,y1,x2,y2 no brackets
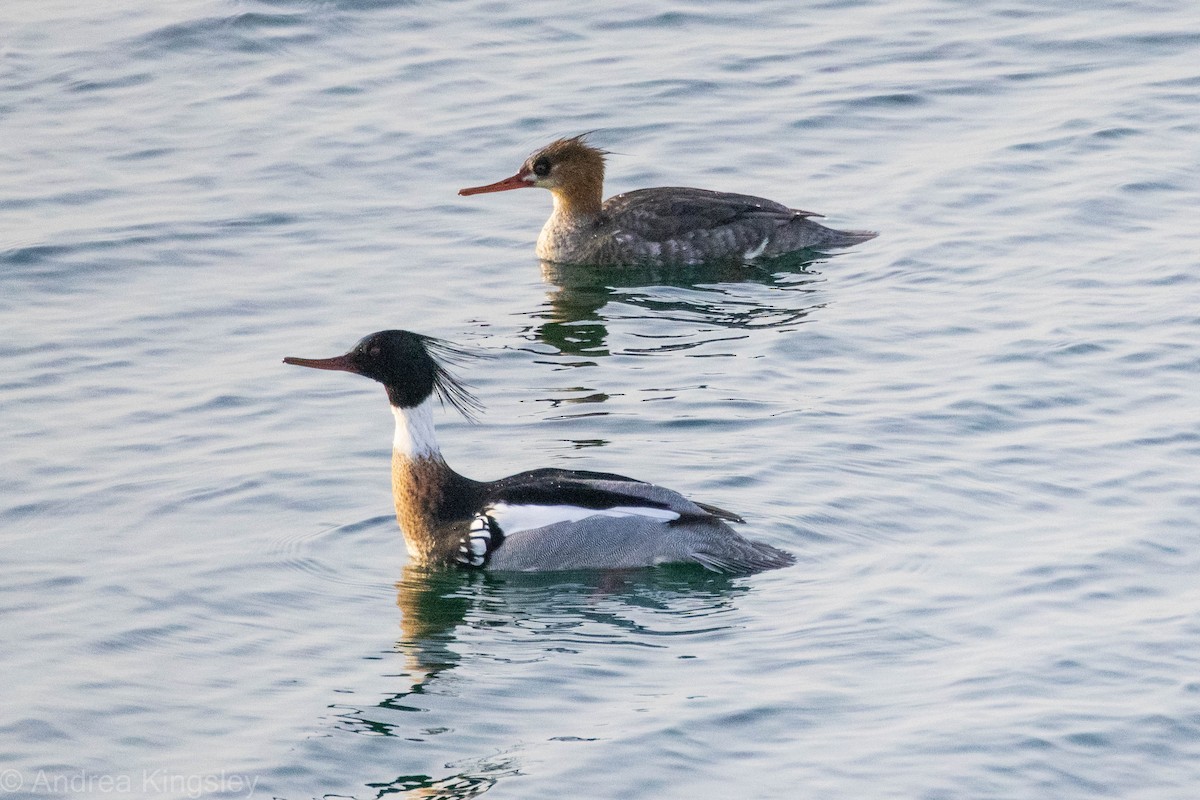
479,468,792,573
601,187,874,262
487,513,794,575
602,187,818,243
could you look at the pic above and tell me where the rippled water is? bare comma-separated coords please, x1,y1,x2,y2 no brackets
3,1,1199,798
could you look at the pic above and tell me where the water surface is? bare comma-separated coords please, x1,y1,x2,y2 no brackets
3,1,1199,798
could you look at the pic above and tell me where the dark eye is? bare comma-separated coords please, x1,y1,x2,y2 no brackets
532,157,551,177
369,346,381,357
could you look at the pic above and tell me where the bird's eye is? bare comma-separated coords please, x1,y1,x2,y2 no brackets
532,157,551,177
369,346,381,357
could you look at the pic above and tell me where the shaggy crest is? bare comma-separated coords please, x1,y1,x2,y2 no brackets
414,333,486,420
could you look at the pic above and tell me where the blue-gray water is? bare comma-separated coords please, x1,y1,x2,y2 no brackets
3,1,1199,798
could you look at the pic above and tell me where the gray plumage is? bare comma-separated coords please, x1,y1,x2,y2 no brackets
490,513,794,575
561,187,878,267
483,475,795,575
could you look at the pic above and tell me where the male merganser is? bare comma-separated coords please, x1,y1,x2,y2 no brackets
284,330,794,574
459,135,877,267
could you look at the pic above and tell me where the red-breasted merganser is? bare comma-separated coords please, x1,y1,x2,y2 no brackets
458,135,877,267
284,330,794,574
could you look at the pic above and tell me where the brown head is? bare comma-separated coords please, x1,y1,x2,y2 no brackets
458,134,607,216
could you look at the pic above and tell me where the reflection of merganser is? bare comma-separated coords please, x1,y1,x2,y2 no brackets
459,135,876,267
285,330,794,574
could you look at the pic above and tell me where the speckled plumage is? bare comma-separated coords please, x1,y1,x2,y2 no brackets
391,451,466,565
460,135,877,267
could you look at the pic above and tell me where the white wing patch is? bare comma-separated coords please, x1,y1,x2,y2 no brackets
488,503,680,535
743,237,769,260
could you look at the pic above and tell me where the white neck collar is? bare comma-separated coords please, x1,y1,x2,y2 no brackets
391,397,440,459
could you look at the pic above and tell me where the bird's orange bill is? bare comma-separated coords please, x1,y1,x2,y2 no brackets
458,173,531,196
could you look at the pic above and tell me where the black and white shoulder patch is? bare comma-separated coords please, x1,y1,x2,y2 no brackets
455,514,504,569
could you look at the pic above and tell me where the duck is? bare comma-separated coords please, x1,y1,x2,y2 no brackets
458,134,876,267
284,329,795,574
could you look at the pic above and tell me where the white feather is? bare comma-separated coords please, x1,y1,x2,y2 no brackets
391,398,439,459
489,502,680,535
743,237,769,260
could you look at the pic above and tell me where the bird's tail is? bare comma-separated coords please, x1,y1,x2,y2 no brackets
826,228,878,248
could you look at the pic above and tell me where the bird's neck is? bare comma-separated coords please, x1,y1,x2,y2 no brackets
389,400,468,565
391,400,440,460
540,178,605,261
549,171,604,220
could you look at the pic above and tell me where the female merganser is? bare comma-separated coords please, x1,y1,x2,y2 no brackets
284,330,794,574
459,135,877,267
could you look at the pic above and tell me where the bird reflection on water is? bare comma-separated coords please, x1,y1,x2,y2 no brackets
392,563,746,683
530,252,836,359
330,564,750,799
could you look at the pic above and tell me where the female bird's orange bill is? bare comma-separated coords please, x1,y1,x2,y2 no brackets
458,173,531,196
